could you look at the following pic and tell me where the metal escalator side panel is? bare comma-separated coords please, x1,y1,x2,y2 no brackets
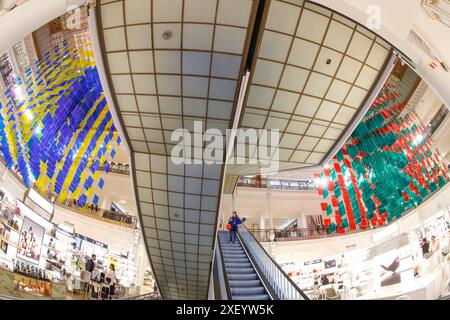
237,225,309,300
213,237,232,300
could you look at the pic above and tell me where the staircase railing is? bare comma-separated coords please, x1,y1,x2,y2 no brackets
238,224,309,300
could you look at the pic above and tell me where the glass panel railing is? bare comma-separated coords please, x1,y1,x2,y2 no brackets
238,224,309,300
237,177,317,191
424,104,449,137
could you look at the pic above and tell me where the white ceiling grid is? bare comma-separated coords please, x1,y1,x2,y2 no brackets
98,0,394,300
227,0,392,175
98,0,254,299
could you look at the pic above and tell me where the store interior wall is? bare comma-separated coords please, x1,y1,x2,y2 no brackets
414,85,450,161
0,166,26,200
51,206,137,255
263,181,450,264
0,157,148,290
414,86,445,126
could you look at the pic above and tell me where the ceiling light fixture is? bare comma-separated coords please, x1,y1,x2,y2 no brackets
162,30,173,40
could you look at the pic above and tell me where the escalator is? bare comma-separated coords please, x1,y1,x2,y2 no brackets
218,231,271,300
214,226,309,300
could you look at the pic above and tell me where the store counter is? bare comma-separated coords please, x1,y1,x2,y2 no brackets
0,267,66,299
356,272,439,300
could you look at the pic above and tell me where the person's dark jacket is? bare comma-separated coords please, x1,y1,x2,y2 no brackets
228,216,242,231
422,241,430,256
86,258,95,272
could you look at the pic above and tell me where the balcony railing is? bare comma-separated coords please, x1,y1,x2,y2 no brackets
56,200,137,229
0,156,137,229
238,177,317,191
425,104,449,137
98,162,130,175
248,225,384,243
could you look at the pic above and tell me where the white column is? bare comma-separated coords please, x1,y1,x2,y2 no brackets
231,192,236,212
267,190,274,241
267,191,273,229
101,195,112,211
259,210,266,241
259,211,266,229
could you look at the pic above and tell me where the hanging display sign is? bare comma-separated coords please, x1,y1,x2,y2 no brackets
74,233,108,249
304,259,322,266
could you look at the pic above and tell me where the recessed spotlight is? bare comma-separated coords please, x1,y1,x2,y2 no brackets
326,59,332,65
162,30,173,40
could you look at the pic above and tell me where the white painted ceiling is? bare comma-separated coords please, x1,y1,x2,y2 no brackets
97,0,394,300
226,0,392,175
98,0,255,300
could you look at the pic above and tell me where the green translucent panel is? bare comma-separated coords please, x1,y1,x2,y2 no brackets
319,85,449,234
342,218,349,229
326,204,333,215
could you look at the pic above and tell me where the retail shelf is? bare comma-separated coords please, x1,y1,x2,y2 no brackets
1,238,19,248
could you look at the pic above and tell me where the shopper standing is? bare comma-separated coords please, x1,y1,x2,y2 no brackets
421,238,430,258
105,264,117,299
86,254,96,272
430,236,440,255
228,211,242,244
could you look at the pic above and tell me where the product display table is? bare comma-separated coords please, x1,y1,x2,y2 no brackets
89,280,111,300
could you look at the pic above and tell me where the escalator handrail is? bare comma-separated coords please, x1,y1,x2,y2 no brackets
240,223,309,300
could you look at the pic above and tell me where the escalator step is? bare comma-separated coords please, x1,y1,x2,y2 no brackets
223,258,249,263
218,232,271,300
231,287,266,295
226,268,255,274
232,294,270,300
229,280,262,287
223,251,246,256
228,274,259,281
223,255,247,259
225,262,252,268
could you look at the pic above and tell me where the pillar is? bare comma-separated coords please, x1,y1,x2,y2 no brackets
267,190,274,241
259,210,266,241
259,210,266,229
101,195,112,211
232,190,237,212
